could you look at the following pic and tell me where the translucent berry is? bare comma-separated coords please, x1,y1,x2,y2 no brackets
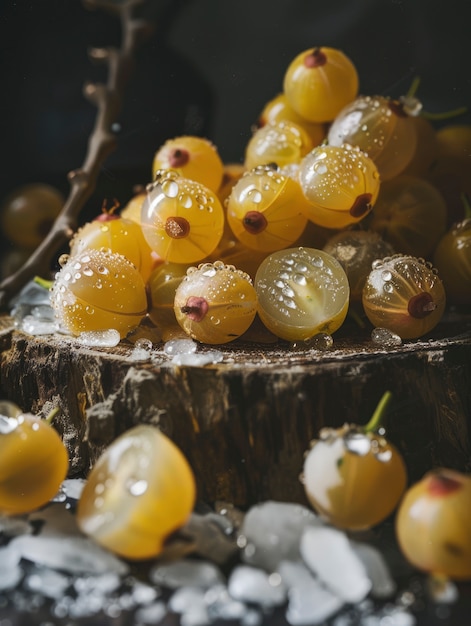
302,392,407,530
396,468,471,580
217,163,246,206
244,120,313,171
174,261,258,344
298,144,380,229
120,190,147,224
257,92,326,147
254,247,350,341
283,47,359,123
76,425,196,560
0,411,68,516
0,183,64,250
362,254,446,339
70,202,155,282
402,116,439,178
50,248,148,338
226,164,309,252
323,230,395,301
433,218,471,308
368,175,447,258
327,95,419,181
141,170,225,264
152,135,224,192
147,262,192,339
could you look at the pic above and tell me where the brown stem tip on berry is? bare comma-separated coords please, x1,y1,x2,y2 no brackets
349,193,373,218
165,216,190,239
243,211,268,235
407,292,436,319
169,148,190,168
428,471,462,497
181,297,208,322
305,48,327,68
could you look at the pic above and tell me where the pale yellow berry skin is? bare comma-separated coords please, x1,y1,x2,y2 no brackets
303,426,407,531
0,414,69,516
76,425,196,561
396,469,471,580
152,136,224,192
283,47,359,123
244,120,313,171
50,248,148,339
174,262,258,344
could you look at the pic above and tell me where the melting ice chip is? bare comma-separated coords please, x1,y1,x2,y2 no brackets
351,542,396,599
278,560,343,625
164,337,198,355
227,565,287,608
10,535,129,576
240,500,322,572
300,526,372,604
24,566,71,599
371,327,402,348
171,350,224,367
149,559,224,590
20,315,57,336
76,329,121,347
0,543,23,591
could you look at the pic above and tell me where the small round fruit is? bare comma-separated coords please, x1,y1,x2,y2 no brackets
257,92,326,147
147,262,191,338
226,164,309,252
433,218,471,308
302,397,407,530
120,190,147,224
244,120,313,170
368,175,447,259
323,230,395,301
298,144,380,229
283,47,359,123
70,209,155,282
152,135,224,192
174,261,258,344
362,254,446,339
76,425,196,560
327,95,418,181
50,248,148,338
0,412,68,516
141,170,225,264
254,247,350,341
0,183,64,250
396,468,471,580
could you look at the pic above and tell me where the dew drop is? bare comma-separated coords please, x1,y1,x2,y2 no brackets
371,327,403,347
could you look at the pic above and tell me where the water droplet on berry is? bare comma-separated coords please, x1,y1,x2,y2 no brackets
127,479,148,497
344,432,371,456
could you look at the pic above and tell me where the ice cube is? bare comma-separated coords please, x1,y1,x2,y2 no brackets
228,565,287,608
300,526,372,603
149,558,224,589
240,500,322,572
11,534,129,575
352,541,396,599
24,566,71,598
134,601,167,624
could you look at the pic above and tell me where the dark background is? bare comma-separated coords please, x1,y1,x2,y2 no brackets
0,0,470,224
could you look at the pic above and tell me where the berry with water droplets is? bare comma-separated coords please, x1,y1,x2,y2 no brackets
327,95,419,181
244,120,313,170
226,164,309,252
298,144,380,229
174,261,258,344
76,425,196,560
152,135,224,192
362,254,446,339
254,247,350,341
141,170,225,264
302,391,407,530
50,248,148,338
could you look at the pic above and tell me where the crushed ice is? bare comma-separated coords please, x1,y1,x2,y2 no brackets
162,337,224,366
0,481,449,624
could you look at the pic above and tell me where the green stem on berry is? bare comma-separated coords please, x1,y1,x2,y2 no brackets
422,106,468,121
406,76,421,99
461,193,471,220
364,391,392,433
34,276,54,291
45,407,60,425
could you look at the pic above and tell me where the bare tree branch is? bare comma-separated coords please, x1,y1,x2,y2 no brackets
0,0,154,310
